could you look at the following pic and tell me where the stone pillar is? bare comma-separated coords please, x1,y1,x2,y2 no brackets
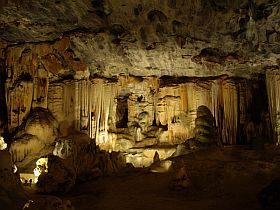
266,70,280,143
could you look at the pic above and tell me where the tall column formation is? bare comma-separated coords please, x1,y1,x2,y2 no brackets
266,70,280,143
80,79,89,131
74,80,81,130
90,78,118,147
220,79,239,144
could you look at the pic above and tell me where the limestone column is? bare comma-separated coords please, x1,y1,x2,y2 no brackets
266,70,280,143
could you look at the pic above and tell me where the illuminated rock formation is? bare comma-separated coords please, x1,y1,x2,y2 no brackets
5,65,272,168
0,136,7,150
0,0,278,172
2,1,280,209
9,107,58,163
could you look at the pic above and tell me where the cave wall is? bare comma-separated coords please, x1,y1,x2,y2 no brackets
2,0,280,145
1,0,280,77
4,42,271,148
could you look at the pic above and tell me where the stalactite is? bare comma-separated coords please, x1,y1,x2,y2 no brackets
6,81,33,130
220,79,238,144
9,134,44,163
266,70,280,143
80,79,89,130
90,79,118,149
5,66,269,152
74,80,80,130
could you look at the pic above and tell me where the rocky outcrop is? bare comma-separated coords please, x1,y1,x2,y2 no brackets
34,133,126,193
36,155,76,193
9,107,58,163
0,150,27,210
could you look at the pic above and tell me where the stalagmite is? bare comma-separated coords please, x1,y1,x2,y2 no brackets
136,127,142,142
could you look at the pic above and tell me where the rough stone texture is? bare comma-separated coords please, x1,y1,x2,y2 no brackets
1,0,280,77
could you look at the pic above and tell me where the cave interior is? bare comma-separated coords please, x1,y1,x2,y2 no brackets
1,0,280,210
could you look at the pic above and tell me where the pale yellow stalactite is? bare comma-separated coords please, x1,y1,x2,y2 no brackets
221,79,238,144
266,71,280,143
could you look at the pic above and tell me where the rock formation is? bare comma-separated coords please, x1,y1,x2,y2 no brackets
194,105,217,143
1,1,280,210
4,67,273,168
0,0,279,181
9,107,58,165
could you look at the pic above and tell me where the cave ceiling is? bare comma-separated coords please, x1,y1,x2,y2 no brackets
0,0,280,77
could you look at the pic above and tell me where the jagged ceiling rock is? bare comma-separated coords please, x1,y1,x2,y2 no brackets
0,0,104,42
1,0,280,76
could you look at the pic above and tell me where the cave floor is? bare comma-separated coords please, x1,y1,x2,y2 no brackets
27,145,280,210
